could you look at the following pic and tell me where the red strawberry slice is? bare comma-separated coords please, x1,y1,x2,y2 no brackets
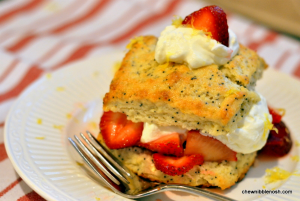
138,133,184,157
268,107,283,124
153,153,204,176
182,5,229,46
100,111,143,149
185,131,237,161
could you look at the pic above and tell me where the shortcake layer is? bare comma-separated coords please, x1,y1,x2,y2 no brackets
103,36,267,136
97,133,256,190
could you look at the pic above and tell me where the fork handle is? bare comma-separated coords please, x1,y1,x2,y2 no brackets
162,184,236,201
126,184,236,201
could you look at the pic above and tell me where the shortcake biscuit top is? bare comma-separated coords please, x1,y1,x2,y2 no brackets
103,36,267,136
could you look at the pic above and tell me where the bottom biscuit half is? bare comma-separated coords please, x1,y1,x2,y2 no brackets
97,133,256,190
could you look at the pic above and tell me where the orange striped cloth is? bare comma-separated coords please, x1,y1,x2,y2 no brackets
0,0,300,200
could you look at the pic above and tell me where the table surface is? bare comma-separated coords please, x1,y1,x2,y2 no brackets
0,0,300,200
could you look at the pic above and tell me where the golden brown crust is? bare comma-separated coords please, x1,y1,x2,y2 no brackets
103,36,267,135
221,44,268,87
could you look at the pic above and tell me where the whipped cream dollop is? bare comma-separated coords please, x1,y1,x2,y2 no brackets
141,123,187,143
141,93,272,154
209,93,272,154
155,25,239,69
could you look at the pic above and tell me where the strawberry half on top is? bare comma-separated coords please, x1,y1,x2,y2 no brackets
182,5,229,46
100,111,143,149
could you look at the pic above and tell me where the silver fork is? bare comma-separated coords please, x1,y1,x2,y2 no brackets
68,131,236,201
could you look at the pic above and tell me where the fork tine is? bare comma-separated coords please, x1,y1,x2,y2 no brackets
86,131,132,179
68,137,121,192
72,135,120,185
80,132,130,185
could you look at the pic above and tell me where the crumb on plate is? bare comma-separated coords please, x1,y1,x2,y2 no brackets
290,156,299,162
56,86,65,92
53,124,64,131
66,113,72,119
264,167,292,184
37,118,42,124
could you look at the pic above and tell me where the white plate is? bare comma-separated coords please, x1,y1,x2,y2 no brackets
4,52,300,201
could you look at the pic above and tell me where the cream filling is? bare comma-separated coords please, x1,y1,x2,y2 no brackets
141,93,272,154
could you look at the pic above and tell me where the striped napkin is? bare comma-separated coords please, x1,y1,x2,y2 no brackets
0,0,300,200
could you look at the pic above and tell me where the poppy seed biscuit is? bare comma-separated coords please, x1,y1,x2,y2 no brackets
103,36,267,136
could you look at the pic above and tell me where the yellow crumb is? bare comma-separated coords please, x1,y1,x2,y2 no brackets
88,121,98,130
35,136,45,140
290,156,299,162
37,118,42,125
112,61,121,73
262,185,266,189
204,31,212,38
66,113,72,119
191,28,199,36
171,15,183,28
126,36,144,49
76,161,84,166
274,108,286,117
264,167,292,184
93,71,99,77
95,197,101,201
296,141,300,147
224,89,239,98
263,113,275,140
56,86,65,92
53,125,64,131
159,52,172,68
45,73,52,79
76,103,87,111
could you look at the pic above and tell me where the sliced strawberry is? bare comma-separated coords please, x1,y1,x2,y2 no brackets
185,131,237,161
153,153,204,176
182,5,229,46
100,111,143,149
138,133,184,157
268,107,283,124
